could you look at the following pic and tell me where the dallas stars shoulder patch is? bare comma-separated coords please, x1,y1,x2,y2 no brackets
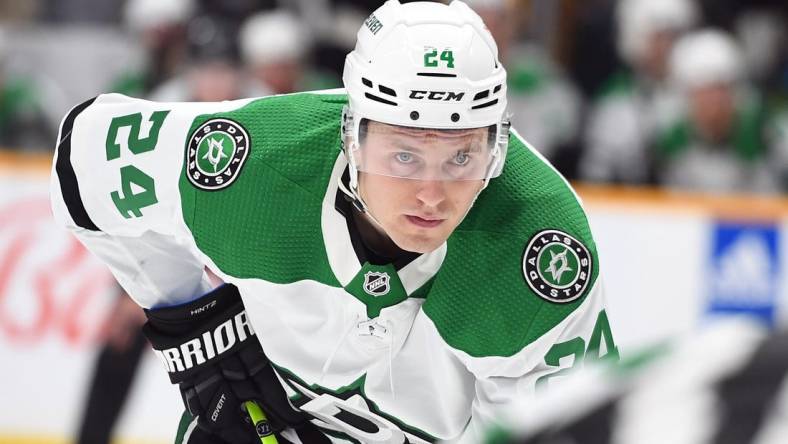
522,229,592,304
186,118,251,191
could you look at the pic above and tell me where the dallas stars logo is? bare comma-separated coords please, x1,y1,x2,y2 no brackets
203,137,229,173
186,118,250,191
545,247,573,284
522,229,592,303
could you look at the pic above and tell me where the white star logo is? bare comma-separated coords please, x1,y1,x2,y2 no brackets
544,247,573,284
203,137,229,172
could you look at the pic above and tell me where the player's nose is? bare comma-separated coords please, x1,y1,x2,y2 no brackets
414,179,447,208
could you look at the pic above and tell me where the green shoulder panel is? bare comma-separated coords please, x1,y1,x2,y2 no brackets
422,134,600,358
179,92,348,286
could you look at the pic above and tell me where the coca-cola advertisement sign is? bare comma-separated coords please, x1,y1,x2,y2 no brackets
0,196,116,347
0,172,181,443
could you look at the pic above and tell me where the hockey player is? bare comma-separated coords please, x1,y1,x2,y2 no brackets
654,29,782,193
51,1,616,443
579,0,697,184
240,10,312,96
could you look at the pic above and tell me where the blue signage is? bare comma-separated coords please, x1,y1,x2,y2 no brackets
706,221,780,327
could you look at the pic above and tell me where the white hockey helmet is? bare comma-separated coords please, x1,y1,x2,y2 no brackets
669,29,744,90
124,0,194,32
344,0,507,130
240,10,309,67
341,0,510,197
616,0,698,65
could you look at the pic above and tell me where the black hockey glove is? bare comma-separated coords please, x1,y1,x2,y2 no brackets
142,284,322,443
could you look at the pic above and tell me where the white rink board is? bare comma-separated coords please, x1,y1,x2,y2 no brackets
0,167,786,442
590,208,710,351
587,198,788,354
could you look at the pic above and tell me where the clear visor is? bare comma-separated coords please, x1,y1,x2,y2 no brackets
350,119,500,181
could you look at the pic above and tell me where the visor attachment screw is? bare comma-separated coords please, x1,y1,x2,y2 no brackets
450,113,460,122
410,111,420,121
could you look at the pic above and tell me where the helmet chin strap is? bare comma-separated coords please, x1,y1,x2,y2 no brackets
339,106,389,232
338,148,389,234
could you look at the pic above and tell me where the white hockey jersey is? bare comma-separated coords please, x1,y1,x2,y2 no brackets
51,91,616,443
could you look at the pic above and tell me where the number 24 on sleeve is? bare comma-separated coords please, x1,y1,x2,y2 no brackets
104,111,170,219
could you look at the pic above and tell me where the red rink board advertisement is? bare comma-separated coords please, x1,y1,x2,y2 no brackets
0,162,182,444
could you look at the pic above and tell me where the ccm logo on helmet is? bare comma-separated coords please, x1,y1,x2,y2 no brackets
153,311,255,373
409,90,465,101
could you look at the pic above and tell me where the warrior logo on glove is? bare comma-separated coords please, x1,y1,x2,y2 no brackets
152,310,256,373
186,118,251,191
523,230,592,304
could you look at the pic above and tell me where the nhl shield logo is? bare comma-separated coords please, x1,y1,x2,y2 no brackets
363,271,390,297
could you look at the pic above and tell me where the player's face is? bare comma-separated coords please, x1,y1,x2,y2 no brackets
689,82,735,143
358,122,487,253
189,61,242,102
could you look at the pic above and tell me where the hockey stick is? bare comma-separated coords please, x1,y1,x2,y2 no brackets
244,400,279,444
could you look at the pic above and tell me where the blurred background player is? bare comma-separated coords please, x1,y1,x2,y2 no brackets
466,0,583,175
240,10,312,96
149,15,244,102
728,4,788,190
0,27,54,150
108,0,194,97
579,0,698,184
239,9,341,96
74,289,147,444
653,29,782,194
292,0,369,83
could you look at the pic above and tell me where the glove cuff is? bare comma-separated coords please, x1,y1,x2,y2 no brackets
143,284,258,383
144,284,242,327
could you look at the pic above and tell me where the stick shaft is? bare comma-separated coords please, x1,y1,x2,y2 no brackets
244,401,279,444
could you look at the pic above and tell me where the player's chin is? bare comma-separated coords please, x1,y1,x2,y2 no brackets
393,231,448,254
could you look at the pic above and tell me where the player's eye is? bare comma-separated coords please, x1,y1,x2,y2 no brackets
452,151,471,166
395,152,414,163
